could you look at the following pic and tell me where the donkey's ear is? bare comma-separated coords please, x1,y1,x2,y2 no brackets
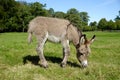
89,35,96,44
80,34,87,45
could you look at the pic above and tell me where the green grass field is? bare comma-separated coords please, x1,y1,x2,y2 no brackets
0,31,120,80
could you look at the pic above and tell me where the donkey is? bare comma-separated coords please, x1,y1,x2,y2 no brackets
28,16,95,68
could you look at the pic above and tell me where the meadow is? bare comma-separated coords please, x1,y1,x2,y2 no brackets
0,31,120,80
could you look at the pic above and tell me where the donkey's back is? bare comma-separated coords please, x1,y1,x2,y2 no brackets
28,16,70,35
28,16,71,43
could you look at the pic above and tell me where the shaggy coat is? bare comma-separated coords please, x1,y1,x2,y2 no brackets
28,16,95,68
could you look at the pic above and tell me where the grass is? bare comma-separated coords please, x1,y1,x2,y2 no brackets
0,31,120,80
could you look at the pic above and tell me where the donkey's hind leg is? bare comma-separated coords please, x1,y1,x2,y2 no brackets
36,33,48,68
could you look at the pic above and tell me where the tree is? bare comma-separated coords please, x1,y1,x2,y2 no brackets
0,5,6,32
89,21,97,26
30,2,48,17
80,12,89,26
83,26,92,31
16,2,34,32
107,20,116,30
89,21,97,31
0,4,5,20
65,8,90,30
0,0,19,32
48,8,54,17
115,20,120,30
98,18,108,30
67,8,79,15
115,10,120,21
53,11,66,19
66,8,82,29
0,0,50,32
0,1,92,32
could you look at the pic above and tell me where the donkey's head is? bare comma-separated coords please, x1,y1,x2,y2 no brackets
76,34,95,68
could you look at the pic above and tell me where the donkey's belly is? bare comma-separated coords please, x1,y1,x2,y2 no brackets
48,34,61,43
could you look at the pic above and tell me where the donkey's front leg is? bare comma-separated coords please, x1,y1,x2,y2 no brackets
61,40,70,67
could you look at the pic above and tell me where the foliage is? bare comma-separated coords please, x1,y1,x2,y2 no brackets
30,2,48,17
107,20,116,30
0,0,18,32
0,0,120,32
0,1,90,32
96,10,120,31
48,8,54,17
0,32,120,80
89,21,97,31
53,11,66,19
97,18,108,30
83,26,92,31
0,0,33,32
66,8,81,29
114,11,120,30
80,12,89,26
89,21,97,27
65,8,90,29
114,10,120,21
66,13,82,28
115,20,120,30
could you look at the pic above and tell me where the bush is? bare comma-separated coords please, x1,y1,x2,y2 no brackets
83,26,92,31
115,20,120,30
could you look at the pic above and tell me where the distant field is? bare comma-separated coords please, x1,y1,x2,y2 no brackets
0,31,120,80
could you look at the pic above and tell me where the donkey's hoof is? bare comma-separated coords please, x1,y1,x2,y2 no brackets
40,64,48,68
40,62,48,68
43,65,48,68
60,63,66,68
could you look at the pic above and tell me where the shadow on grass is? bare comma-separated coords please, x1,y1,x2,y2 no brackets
23,54,80,68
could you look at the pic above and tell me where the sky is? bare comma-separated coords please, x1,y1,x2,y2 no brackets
17,0,120,23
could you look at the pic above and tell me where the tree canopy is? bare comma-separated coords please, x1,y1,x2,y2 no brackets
0,0,119,32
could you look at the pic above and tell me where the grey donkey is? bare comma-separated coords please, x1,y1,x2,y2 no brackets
28,16,95,68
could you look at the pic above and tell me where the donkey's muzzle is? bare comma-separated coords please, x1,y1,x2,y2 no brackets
81,60,88,68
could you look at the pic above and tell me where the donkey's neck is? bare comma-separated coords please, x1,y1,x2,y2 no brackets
67,26,82,46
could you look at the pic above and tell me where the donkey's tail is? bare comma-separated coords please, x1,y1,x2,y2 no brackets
28,31,33,44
